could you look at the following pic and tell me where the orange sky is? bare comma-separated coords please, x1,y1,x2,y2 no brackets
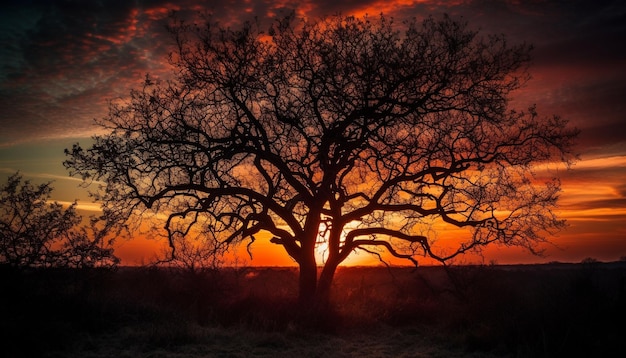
1,0,625,266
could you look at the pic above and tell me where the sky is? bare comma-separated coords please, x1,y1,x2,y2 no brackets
1,0,625,266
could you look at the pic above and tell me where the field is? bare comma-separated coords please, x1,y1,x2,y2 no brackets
2,261,625,357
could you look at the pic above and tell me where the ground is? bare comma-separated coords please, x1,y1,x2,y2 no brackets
2,262,625,357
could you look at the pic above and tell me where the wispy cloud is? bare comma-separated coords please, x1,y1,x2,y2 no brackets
0,167,85,182
49,200,103,213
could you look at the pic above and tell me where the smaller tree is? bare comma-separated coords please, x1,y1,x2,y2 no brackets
0,172,118,269
159,235,227,274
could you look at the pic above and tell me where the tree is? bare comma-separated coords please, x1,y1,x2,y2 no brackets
0,172,119,268
159,233,228,274
65,14,577,303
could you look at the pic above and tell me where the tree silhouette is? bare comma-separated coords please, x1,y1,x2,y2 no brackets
65,14,577,303
0,172,119,268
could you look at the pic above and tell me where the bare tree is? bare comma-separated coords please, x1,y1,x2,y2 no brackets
65,14,577,303
159,235,227,274
0,172,118,269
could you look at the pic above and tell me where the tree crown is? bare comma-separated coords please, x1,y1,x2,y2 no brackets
65,14,578,269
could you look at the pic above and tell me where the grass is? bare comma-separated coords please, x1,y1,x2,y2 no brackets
1,262,625,357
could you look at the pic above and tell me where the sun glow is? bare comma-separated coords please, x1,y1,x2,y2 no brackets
315,222,330,264
312,221,382,266
315,241,329,264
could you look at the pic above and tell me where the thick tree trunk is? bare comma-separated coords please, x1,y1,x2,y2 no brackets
298,258,340,308
297,216,341,307
298,253,318,304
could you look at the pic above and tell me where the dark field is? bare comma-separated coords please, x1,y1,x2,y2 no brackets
2,261,625,357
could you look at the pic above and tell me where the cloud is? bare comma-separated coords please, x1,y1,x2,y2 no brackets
0,167,85,183
569,199,626,211
562,156,626,186
50,200,103,213
0,0,177,144
1,0,624,147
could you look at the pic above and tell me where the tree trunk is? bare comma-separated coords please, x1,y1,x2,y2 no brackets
298,253,317,304
315,260,338,306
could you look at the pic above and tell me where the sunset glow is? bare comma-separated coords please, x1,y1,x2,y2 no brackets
1,0,625,266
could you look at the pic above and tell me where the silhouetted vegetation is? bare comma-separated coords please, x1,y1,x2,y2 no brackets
65,13,578,304
0,172,118,269
2,263,624,357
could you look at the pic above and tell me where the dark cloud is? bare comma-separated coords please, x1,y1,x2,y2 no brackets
0,0,625,149
560,162,625,187
0,0,317,144
522,75,626,153
0,0,177,144
566,198,626,211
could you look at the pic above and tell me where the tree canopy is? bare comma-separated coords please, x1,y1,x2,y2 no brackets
65,14,577,302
